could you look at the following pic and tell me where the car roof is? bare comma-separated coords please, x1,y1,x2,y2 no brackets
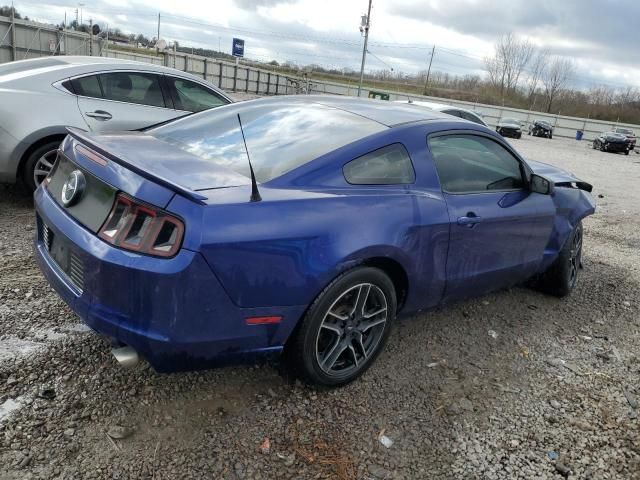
0,55,230,98
0,55,201,80
277,95,452,127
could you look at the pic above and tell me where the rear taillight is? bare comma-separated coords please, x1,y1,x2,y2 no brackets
98,193,184,257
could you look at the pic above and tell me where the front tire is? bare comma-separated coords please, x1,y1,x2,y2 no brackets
287,267,396,387
22,141,61,191
537,222,583,297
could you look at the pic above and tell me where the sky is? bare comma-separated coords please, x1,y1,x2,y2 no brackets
11,0,640,90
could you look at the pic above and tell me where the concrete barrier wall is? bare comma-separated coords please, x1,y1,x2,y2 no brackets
1,15,638,141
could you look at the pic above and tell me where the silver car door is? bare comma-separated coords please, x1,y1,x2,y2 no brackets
73,71,180,132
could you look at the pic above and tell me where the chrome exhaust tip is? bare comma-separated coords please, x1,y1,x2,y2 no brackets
111,346,139,368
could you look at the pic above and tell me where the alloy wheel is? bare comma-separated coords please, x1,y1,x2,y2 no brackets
33,149,58,187
315,283,388,378
568,226,583,287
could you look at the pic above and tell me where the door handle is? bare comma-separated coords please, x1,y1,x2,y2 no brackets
85,110,112,121
457,213,482,227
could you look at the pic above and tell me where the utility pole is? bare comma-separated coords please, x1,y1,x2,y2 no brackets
357,0,372,98
157,13,160,43
89,18,92,56
423,45,435,95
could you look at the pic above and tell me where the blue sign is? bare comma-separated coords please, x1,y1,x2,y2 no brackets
232,38,245,57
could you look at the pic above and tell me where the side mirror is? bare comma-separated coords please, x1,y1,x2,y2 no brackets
530,174,553,195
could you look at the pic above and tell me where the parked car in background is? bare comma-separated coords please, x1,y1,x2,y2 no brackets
593,132,633,155
34,96,595,386
496,117,523,139
397,100,488,127
529,120,553,139
0,56,232,190
613,127,636,150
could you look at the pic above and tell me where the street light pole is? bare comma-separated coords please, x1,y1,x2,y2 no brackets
357,0,372,98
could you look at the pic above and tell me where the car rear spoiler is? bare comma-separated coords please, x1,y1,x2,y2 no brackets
66,128,208,205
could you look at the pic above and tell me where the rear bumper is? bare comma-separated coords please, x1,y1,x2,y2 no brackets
34,186,305,372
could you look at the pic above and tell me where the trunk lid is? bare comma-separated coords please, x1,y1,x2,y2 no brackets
66,129,251,197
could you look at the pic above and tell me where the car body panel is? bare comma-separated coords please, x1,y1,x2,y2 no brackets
33,96,596,372
441,189,555,301
76,95,180,132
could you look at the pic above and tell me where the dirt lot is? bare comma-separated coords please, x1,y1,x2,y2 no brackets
1,133,639,480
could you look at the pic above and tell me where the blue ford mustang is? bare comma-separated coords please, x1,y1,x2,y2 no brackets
34,96,595,386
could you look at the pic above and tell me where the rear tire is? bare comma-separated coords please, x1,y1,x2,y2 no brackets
536,222,583,297
22,141,61,191
286,267,396,387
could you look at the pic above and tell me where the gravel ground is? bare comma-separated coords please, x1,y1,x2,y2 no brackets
1,133,639,480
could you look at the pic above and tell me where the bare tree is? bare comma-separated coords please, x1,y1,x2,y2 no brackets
542,57,575,112
526,48,549,108
484,33,535,101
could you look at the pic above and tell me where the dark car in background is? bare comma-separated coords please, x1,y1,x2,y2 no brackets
529,120,553,139
614,127,636,150
496,117,523,139
593,132,632,155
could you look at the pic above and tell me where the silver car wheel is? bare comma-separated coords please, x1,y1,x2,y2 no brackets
33,149,58,186
315,282,388,377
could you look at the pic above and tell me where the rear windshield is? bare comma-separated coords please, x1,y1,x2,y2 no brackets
151,101,386,182
0,58,65,77
616,128,633,135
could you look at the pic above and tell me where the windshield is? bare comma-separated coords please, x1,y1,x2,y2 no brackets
151,101,386,183
616,128,633,135
501,118,520,124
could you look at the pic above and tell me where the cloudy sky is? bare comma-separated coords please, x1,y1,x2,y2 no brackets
13,0,640,89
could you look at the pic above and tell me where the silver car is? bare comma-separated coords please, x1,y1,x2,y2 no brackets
395,100,488,127
0,56,232,190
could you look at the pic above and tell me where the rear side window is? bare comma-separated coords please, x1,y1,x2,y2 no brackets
460,111,485,125
442,109,463,118
429,134,524,193
166,77,227,112
343,144,415,185
71,75,102,98
98,72,166,108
